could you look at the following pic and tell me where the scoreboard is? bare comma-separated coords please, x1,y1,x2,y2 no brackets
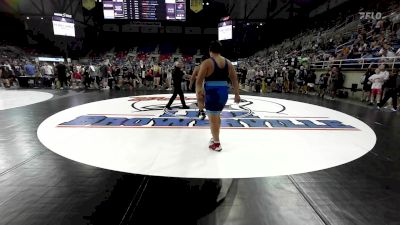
103,0,186,21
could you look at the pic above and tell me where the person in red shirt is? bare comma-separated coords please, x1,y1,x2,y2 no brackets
72,68,82,89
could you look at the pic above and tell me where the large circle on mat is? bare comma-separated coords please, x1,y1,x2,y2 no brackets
0,90,53,110
37,94,376,178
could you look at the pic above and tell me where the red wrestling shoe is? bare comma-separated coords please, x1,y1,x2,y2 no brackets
209,142,222,152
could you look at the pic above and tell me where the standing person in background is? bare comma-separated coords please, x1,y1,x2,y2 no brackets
181,69,190,92
241,66,247,86
378,68,398,111
255,73,262,93
83,65,91,89
24,60,36,77
297,66,307,94
41,63,54,87
72,67,82,89
328,66,340,100
189,56,208,93
153,63,161,89
287,66,296,93
90,64,99,89
0,63,13,88
166,67,173,90
246,67,256,91
196,41,241,152
369,64,390,105
145,66,153,88
55,62,68,89
306,69,317,94
318,70,330,99
276,70,284,93
99,62,111,89
282,67,289,93
368,67,386,105
112,63,121,89
361,66,374,102
165,61,190,110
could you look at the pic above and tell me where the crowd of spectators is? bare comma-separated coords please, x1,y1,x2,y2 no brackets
236,3,400,111
1,3,400,111
0,54,198,92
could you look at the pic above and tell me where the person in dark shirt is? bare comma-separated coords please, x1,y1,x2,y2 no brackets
287,66,296,93
55,63,67,89
165,61,189,110
318,71,330,98
306,70,317,94
361,66,374,102
0,63,12,88
255,75,262,93
378,68,398,111
83,66,91,89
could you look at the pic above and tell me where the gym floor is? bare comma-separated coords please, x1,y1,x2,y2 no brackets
0,89,399,225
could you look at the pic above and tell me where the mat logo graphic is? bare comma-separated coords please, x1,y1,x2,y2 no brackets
57,96,357,130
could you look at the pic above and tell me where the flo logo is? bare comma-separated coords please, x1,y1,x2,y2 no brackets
359,12,382,20
57,96,357,130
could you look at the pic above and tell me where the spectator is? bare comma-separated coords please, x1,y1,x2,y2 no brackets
318,70,330,98
55,62,68,89
378,68,399,111
306,70,317,94
83,66,91,89
72,68,82,89
41,63,54,87
24,61,36,77
0,63,13,88
368,65,389,105
287,66,296,93
166,67,172,90
379,43,396,60
361,66,374,102
328,67,340,100
153,63,161,89
297,66,307,94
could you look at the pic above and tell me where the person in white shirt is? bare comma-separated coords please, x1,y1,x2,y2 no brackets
256,69,264,77
41,63,54,87
368,64,389,105
42,63,53,76
379,43,396,61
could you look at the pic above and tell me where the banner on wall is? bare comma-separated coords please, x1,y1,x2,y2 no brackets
190,0,203,13
82,0,96,10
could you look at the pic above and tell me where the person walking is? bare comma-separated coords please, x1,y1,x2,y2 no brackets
165,61,190,110
196,41,241,152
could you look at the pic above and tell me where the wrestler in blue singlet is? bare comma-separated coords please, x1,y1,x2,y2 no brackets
204,58,229,115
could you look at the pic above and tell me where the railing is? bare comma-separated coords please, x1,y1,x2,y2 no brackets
310,56,400,70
